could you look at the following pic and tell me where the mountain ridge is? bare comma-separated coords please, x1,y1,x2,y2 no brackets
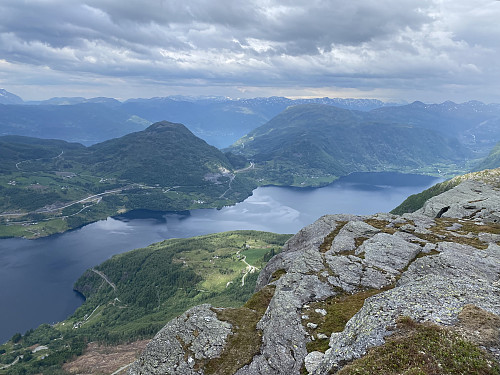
2,87,500,151
0,89,24,104
228,104,470,186
0,102,151,145
476,141,500,171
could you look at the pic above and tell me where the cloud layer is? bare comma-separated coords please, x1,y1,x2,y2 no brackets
0,0,499,102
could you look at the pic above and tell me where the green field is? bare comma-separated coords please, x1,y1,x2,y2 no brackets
0,230,292,375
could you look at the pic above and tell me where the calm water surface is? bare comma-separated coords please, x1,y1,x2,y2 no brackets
0,172,441,343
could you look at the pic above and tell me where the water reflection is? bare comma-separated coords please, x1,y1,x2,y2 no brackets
0,172,441,342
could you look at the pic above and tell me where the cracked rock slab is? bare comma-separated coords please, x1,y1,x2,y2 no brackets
312,274,500,374
356,232,421,274
331,220,380,254
128,304,231,375
417,180,500,221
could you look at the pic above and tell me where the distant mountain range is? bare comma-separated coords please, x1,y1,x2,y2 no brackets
2,88,500,154
0,89,24,105
0,102,150,145
227,104,471,186
0,89,401,148
0,88,499,215
2,89,500,155
119,96,401,148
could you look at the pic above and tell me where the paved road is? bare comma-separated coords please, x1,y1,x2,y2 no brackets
91,268,117,291
236,249,259,286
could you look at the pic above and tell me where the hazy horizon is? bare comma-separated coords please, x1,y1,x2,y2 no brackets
4,88,500,106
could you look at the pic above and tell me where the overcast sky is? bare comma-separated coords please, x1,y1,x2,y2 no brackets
0,0,499,103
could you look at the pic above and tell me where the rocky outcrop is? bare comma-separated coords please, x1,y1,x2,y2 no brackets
130,175,500,375
311,242,500,374
255,214,356,291
417,179,500,223
128,305,232,375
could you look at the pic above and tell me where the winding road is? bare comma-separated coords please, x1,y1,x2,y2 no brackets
219,162,255,199
236,249,259,286
15,150,64,171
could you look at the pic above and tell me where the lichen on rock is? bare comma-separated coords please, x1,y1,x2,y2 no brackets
129,175,500,375
128,304,232,375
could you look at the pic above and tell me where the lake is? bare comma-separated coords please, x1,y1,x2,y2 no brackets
0,172,441,343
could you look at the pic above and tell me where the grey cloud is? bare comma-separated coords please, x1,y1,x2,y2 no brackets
0,0,499,103
0,0,434,53
248,1,432,53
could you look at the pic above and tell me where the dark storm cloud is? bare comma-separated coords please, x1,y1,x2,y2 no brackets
0,0,499,102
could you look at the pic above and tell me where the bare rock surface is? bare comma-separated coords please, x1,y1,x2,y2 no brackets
255,215,356,291
331,220,380,253
356,232,421,274
128,304,231,375
417,179,500,222
130,177,500,375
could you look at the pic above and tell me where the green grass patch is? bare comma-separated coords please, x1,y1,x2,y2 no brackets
336,317,500,375
412,218,496,250
204,285,276,375
242,247,270,266
271,269,287,282
305,288,393,353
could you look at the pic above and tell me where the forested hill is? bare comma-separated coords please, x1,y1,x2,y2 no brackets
0,122,255,238
228,104,470,186
0,230,292,374
71,121,235,186
0,136,85,173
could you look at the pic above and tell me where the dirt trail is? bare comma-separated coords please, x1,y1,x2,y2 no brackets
15,150,64,170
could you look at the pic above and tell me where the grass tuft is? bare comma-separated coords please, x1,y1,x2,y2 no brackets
270,269,287,282
205,285,276,375
320,221,348,253
305,288,393,353
335,317,500,375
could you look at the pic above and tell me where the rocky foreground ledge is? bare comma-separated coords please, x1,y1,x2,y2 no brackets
129,177,500,375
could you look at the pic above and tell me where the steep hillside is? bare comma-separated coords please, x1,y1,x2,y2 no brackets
369,100,500,153
0,122,255,238
75,121,235,187
129,169,500,375
229,104,469,186
476,141,500,171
